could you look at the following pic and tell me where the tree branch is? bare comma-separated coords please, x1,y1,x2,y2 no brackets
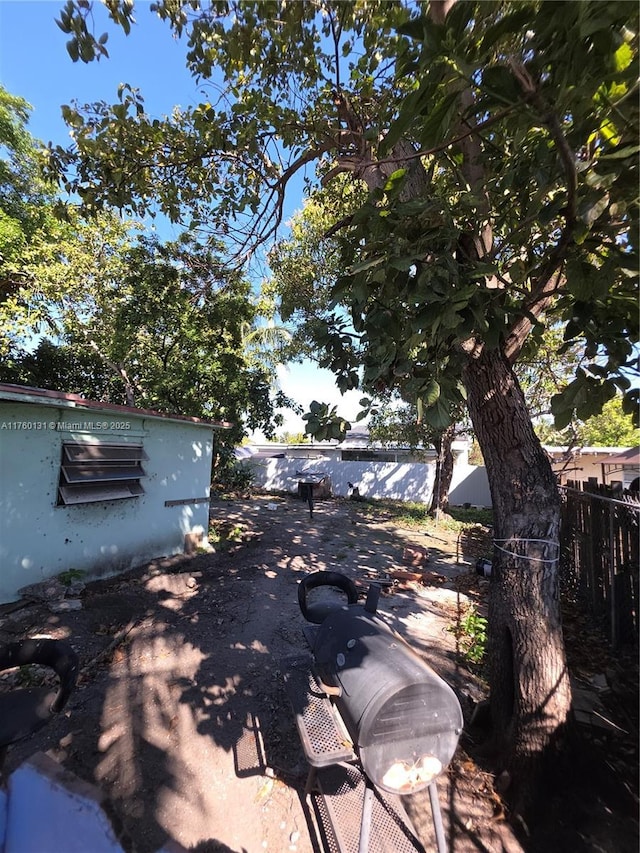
323,213,355,238
327,5,341,94
371,106,517,170
86,337,138,405
502,63,579,365
229,143,333,264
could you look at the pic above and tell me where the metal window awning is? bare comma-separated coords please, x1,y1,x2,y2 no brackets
60,464,146,484
62,443,147,464
58,442,147,506
59,481,145,505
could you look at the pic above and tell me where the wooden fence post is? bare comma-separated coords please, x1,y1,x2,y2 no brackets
561,485,639,649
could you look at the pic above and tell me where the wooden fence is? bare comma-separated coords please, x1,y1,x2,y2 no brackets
560,481,639,647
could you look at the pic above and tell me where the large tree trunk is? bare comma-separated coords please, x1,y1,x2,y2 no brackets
431,0,572,816
429,424,455,516
463,346,572,814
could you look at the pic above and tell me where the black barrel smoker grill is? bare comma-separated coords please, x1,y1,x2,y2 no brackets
0,638,78,777
284,571,464,853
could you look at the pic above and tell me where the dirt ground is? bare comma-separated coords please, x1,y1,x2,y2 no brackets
0,493,637,853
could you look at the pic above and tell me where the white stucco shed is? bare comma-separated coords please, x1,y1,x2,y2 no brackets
0,383,231,604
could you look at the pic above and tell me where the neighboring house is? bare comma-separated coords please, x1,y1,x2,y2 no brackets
240,425,471,465
601,446,640,491
239,434,640,507
0,383,230,604
545,445,640,489
238,429,492,507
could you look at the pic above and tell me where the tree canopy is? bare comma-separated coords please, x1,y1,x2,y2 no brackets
0,85,62,306
318,0,638,430
537,393,640,447
1,225,286,442
0,87,290,443
52,0,639,431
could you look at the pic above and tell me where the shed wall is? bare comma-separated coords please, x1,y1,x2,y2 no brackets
0,401,213,603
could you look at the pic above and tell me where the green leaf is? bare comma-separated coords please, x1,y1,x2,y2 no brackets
444,0,475,38
416,89,460,146
573,222,590,244
66,38,80,62
584,169,617,190
383,168,408,197
388,256,416,272
423,378,441,407
578,192,609,226
614,41,633,72
349,256,384,275
396,18,428,41
599,144,640,160
382,91,423,152
480,66,521,104
550,394,573,431
396,198,432,216
422,399,451,430
480,7,534,52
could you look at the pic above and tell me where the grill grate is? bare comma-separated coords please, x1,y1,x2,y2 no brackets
281,654,355,767
309,787,341,853
311,763,425,853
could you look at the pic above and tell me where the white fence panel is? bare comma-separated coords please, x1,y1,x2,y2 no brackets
448,465,492,508
244,455,493,507
248,457,437,503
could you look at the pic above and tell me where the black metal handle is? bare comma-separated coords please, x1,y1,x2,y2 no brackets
298,570,359,624
0,638,78,715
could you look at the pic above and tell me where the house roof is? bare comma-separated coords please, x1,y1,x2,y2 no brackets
235,446,285,460
544,445,636,457
340,426,470,453
607,446,640,465
0,383,233,430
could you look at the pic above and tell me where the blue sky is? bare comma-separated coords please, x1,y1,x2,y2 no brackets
0,0,365,435
1,2,198,139
1,0,213,243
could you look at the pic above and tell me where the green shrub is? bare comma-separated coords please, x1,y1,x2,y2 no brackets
211,460,255,495
449,605,488,666
58,568,86,586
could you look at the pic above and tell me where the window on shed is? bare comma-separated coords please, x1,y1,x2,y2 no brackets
57,442,147,505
